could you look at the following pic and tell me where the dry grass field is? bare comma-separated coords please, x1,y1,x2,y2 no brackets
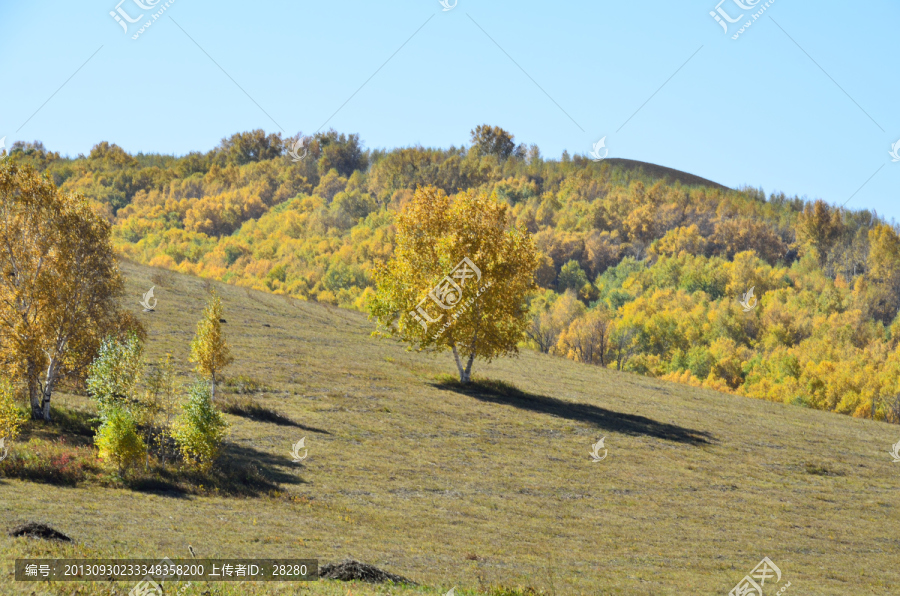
1,260,899,595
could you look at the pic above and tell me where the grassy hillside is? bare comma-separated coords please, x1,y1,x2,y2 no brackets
2,260,899,596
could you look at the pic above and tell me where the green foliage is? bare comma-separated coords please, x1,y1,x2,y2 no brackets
0,377,27,441
557,260,590,293
215,130,284,166
333,187,377,223
470,124,520,160
86,333,145,418
94,407,147,473
313,129,367,177
322,262,368,293
172,381,229,470
595,257,645,309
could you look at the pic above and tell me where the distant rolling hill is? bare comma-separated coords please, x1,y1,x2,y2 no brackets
600,157,732,191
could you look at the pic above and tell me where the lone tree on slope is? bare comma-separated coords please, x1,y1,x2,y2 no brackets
369,186,539,383
189,290,233,400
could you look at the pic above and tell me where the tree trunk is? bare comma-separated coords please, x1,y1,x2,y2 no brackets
29,379,53,421
211,371,216,401
28,380,42,420
41,384,52,421
451,344,470,383
455,330,479,384
463,350,476,383
39,359,60,422
41,357,60,422
27,359,44,420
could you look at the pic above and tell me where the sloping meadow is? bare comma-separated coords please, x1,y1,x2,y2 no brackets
1,260,898,595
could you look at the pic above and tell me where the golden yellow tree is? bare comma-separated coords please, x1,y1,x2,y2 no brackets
855,224,900,324
189,291,234,400
556,309,613,366
369,186,539,383
0,163,139,420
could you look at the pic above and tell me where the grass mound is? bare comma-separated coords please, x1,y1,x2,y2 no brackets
8,522,71,542
319,559,416,584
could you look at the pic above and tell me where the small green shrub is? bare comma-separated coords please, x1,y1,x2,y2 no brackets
790,394,809,408
87,333,145,419
95,407,147,473
0,377,27,442
172,381,229,471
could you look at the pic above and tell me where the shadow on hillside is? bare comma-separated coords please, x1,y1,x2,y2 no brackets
20,406,98,447
2,404,307,497
434,379,714,445
221,396,331,433
227,410,330,433
127,441,308,498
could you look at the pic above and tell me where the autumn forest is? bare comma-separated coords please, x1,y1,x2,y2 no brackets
8,125,900,422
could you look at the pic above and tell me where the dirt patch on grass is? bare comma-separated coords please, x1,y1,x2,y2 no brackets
9,522,72,542
319,559,416,584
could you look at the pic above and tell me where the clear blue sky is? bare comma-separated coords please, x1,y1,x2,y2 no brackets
1,0,897,219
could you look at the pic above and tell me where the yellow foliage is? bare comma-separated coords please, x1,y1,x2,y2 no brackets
556,309,612,366
660,370,703,387
149,254,177,269
369,186,539,382
650,225,707,257
189,292,234,400
0,163,135,421
95,408,147,473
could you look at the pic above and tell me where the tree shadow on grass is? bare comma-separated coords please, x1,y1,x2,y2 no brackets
1,406,101,486
220,396,330,433
21,406,98,447
3,406,308,497
433,379,715,445
126,441,308,498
